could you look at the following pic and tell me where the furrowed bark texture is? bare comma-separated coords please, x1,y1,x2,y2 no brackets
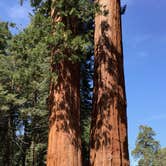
47,60,82,166
47,2,82,166
90,0,129,165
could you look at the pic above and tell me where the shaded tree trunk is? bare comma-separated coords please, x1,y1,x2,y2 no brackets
3,115,12,166
47,61,82,166
47,2,82,165
90,0,129,165
3,108,15,166
20,120,31,166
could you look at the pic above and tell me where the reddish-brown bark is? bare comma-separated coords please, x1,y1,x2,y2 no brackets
90,0,129,165
47,2,82,166
47,61,82,166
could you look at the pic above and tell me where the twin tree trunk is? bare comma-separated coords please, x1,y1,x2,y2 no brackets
90,0,129,165
47,0,129,166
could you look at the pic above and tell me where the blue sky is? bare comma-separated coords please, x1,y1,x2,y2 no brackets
122,0,166,159
0,0,31,31
0,0,166,164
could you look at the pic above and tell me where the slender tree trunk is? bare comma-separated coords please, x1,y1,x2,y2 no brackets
47,1,82,165
21,120,30,166
3,115,12,166
3,109,15,166
90,0,129,165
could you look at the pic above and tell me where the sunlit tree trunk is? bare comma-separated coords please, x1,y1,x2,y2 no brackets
47,1,82,166
90,0,129,165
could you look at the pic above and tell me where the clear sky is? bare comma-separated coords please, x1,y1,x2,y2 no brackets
0,0,31,32
121,0,166,164
122,0,166,145
0,0,166,164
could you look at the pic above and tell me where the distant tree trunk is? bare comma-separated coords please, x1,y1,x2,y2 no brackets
90,0,129,165
2,108,15,166
21,120,30,166
3,116,12,166
46,1,82,166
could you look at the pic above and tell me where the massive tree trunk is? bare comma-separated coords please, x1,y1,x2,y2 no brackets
47,1,82,166
47,61,82,166
90,0,129,165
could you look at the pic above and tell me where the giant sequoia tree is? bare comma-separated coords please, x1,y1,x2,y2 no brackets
47,0,94,165
90,0,129,165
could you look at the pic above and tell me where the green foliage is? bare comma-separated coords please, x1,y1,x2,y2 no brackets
0,12,52,165
153,148,166,165
0,22,12,54
21,0,96,63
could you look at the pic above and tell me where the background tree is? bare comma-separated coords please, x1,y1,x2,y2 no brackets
0,13,52,165
132,125,166,166
80,52,94,165
0,21,18,166
132,125,160,166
